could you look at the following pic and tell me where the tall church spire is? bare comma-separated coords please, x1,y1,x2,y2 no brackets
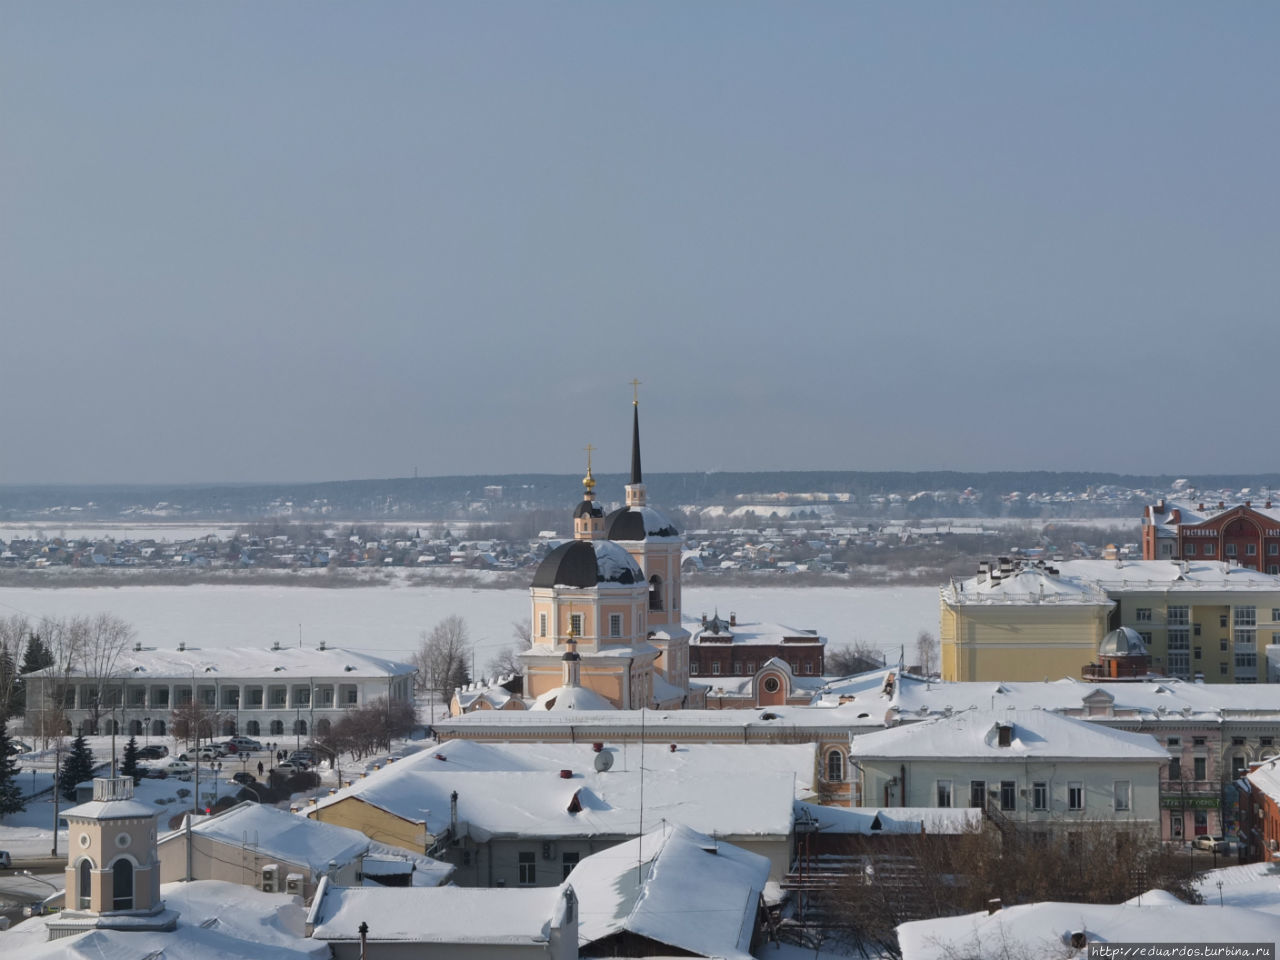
626,380,646,507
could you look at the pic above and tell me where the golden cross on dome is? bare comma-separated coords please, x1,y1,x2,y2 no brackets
585,443,595,471
630,378,641,405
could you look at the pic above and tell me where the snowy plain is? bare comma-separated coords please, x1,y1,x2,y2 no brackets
0,582,940,670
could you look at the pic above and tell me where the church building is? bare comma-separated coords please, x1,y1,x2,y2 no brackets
521,395,700,710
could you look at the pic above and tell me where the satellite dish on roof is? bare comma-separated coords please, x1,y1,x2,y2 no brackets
594,750,614,773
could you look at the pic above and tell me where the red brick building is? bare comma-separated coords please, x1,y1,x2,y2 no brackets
1243,760,1280,862
1142,499,1280,573
690,612,825,681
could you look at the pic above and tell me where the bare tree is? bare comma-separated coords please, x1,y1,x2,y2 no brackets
80,614,135,733
914,630,938,678
413,615,473,707
484,619,529,678
826,638,885,677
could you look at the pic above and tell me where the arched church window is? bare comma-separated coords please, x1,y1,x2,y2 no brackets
78,859,92,910
649,575,663,612
112,858,134,911
826,750,845,783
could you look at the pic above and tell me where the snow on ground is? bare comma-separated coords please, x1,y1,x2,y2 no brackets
1197,861,1280,914
0,583,941,669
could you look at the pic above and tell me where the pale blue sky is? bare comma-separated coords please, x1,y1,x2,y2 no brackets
2,3,1276,483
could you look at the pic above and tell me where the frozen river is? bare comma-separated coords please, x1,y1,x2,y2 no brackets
0,582,940,671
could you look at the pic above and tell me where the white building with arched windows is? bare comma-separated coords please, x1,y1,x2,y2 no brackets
22,645,416,742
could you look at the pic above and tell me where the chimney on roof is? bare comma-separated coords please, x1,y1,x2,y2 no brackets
1199,503,1205,511
730,612,737,627
178,642,185,652
1268,501,1273,509
1155,498,1166,514
1246,500,1252,508
987,898,1002,915
1169,509,1181,524
134,641,142,652
998,557,1013,573
1219,501,1225,509
272,640,280,651
701,613,708,627
318,640,326,651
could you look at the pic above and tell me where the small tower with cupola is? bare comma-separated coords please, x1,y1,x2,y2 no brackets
48,776,176,939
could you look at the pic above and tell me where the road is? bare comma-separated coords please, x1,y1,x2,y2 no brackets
0,868,63,930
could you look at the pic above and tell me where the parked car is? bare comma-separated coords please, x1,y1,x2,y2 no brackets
1193,835,1231,853
141,767,169,779
228,737,262,752
275,760,310,774
0,850,11,869
166,761,194,779
136,745,169,760
231,772,257,786
6,741,32,757
289,749,317,764
179,745,223,762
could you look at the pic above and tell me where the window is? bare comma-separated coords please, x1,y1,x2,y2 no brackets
1271,566,1280,575
1068,782,1084,811
826,750,844,783
1000,781,1016,812
1226,543,1237,557
561,851,579,881
539,613,547,638
1232,756,1246,778
1235,652,1257,669
733,662,742,675
518,852,536,885
648,575,663,612
1135,608,1152,622
1168,606,1189,625
969,780,986,808
1193,737,1206,747
569,614,583,637
1171,814,1184,840
1168,651,1190,676
690,663,699,675
711,662,721,675
1205,543,1216,556
1194,756,1207,780
1194,647,1202,661
1139,631,1152,647
1185,543,1196,556
1235,606,1257,627
345,687,358,705
1220,638,1229,652
78,860,92,910
112,858,134,911
1167,737,1181,747
1032,781,1048,811
1270,545,1279,557
936,780,953,808
803,662,813,674
1194,623,1202,636
609,614,622,638
1247,543,1258,556
1168,757,1181,780
1220,662,1228,675
1114,780,1131,812
1220,614,1229,629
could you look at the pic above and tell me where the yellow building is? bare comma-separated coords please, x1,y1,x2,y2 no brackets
1058,559,1280,683
940,559,1113,682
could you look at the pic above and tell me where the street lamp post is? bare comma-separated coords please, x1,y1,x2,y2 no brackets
143,717,151,750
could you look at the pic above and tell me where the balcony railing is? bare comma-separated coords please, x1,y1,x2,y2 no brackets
1160,780,1217,797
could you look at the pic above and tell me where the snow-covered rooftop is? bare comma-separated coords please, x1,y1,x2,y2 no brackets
941,564,1114,606
308,739,811,840
850,709,1169,762
1060,558,1280,592
25,644,416,680
309,883,563,944
7,880,327,960
795,802,982,836
164,802,372,876
570,823,768,960
692,617,825,646
897,893,1280,959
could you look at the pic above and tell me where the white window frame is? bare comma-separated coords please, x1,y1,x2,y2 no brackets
936,779,953,808
1068,782,1084,811
1032,781,1048,811
609,613,622,638
1114,780,1131,812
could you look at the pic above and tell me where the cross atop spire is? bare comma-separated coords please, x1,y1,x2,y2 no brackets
630,378,641,406
582,443,596,497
